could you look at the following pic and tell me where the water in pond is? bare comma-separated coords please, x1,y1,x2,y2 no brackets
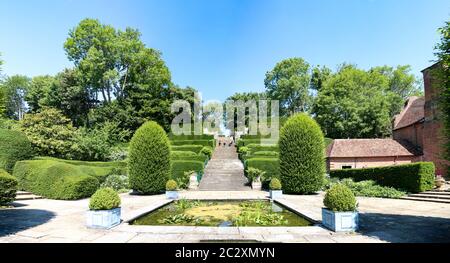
131,200,312,227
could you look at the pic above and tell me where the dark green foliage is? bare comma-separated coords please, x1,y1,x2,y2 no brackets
171,160,204,182
324,138,333,148
0,129,34,173
171,155,208,163
279,113,325,194
166,180,178,191
13,160,101,200
170,140,215,148
128,121,171,194
89,187,121,210
246,167,265,182
324,184,357,212
269,178,282,190
339,179,405,198
245,158,279,183
0,169,17,205
330,162,435,193
171,145,204,154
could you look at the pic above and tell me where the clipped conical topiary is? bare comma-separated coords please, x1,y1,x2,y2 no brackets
279,113,325,194
128,121,171,194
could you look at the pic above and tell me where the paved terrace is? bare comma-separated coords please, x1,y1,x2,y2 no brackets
1,191,450,243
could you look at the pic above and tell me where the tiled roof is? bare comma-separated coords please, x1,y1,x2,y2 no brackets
393,96,425,130
326,139,416,158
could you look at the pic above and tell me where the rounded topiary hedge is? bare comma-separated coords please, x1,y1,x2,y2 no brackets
323,184,357,212
269,178,282,190
0,169,18,205
89,187,121,210
0,129,34,173
279,113,325,194
128,121,171,194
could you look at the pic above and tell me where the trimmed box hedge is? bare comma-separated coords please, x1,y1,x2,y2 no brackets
0,169,18,205
0,129,34,173
171,160,205,181
330,162,435,193
171,155,208,163
170,139,215,148
13,160,101,200
168,134,214,141
171,145,204,154
246,144,279,154
245,158,280,182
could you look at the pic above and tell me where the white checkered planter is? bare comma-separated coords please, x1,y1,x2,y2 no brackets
321,208,358,232
86,208,121,229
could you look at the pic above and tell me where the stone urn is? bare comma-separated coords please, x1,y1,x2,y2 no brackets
188,173,199,190
251,176,262,191
435,176,446,190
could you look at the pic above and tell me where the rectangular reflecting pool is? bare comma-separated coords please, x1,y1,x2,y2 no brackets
131,200,312,227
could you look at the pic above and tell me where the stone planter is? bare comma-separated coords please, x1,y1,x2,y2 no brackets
188,174,199,190
251,181,262,191
86,207,121,229
321,208,358,232
435,178,445,190
166,190,179,199
270,190,283,199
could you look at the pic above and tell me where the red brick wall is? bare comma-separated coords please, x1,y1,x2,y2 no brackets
393,123,424,151
422,67,449,176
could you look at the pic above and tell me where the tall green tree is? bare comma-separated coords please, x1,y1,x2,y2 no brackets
1,75,30,120
265,58,312,116
25,75,54,112
435,21,450,167
312,65,393,138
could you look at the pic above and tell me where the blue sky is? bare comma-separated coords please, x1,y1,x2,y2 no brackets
0,0,449,101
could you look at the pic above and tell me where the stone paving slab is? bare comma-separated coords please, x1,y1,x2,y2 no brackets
1,190,450,243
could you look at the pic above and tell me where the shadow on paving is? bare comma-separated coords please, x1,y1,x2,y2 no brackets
0,208,55,237
358,212,450,243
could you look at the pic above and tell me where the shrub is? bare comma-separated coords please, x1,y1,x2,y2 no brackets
269,178,282,190
19,108,79,159
200,146,213,159
246,167,265,183
171,145,204,154
0,129,34,172
166,180,178,191
323,184,357,212
341,179,406,199
128,121,171,194
171,160,204,182
171,151,198,158
246,144,279,154
252,151,279,157
89,187,121,210
101,174,129,192
0,169,17,205
279,113,325,194
330,162,435,193
14,160,100,200
170,140,215,148
168,134,214,140
108,147,128,161
245,158,279,183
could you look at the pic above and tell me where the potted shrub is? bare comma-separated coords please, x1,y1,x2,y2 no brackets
247,167,264,190
87,188,121,229
322,184,358,232
166,179,179,199
269,178,283,199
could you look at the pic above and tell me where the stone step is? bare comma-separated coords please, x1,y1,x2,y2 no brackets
422,191,450,195
15,192,43,201
399,196,450,204
408,193,450,200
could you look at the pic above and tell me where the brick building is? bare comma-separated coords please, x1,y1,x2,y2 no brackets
327,62,448,175
327,139,417,170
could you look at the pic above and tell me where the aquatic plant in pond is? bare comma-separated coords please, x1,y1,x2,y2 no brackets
131,200,312,227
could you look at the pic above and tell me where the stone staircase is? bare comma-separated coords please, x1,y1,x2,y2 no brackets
400,190,450,204
15,191,43,201
198,140,250,191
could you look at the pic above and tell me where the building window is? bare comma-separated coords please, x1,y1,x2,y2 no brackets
341,165,352,169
